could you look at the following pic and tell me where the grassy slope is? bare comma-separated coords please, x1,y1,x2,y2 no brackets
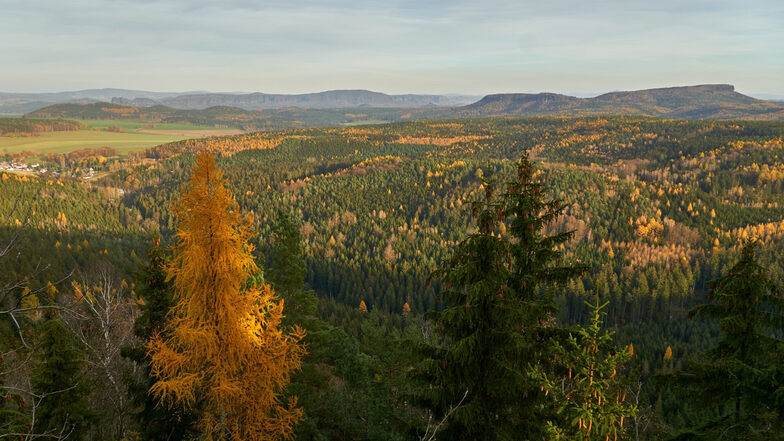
0,119,242,155
0,130,186,155
77,119,230,131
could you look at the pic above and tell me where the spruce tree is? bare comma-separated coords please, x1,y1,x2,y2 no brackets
121,238,195,441
419,155,588,441
668,242,784,440
533,297,636,441
31,318,91,440
502,156,590,436
267,209,318,327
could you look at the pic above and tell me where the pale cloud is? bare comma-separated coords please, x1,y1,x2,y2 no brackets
1,0,782,95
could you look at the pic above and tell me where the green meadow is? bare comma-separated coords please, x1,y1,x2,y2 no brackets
0,119,240,156
77,119,225,131
0,130,187,155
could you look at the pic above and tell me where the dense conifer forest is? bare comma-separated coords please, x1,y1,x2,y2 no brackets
2,116,784,440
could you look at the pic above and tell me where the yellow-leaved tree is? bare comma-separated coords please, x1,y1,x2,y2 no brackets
147,153,305,441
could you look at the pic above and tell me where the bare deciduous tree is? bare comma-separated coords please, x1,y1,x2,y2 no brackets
418,389,468,441
1,380,79,441
61,263,138,440
0,194,83,441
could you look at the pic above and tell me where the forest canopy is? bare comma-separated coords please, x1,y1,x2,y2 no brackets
1,115,783,440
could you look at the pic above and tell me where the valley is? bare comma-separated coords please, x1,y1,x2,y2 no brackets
2,108,783,440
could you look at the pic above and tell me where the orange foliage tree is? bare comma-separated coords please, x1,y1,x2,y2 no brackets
147,153,305,441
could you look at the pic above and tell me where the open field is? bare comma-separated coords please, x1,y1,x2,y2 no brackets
0,129,188,155
0,119,245,155
136,128,245,136
342,120,388,126
77,119,234,131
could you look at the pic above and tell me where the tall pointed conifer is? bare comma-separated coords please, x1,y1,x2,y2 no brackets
668,242,784,440
31,318,92,440
533,297,636,441
267,209,317,327
122,238,195,441
147,153,305,441
419,154,588,440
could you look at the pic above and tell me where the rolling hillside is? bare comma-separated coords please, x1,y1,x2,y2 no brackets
152,89,479,110
23,85,784,131
24,103,272,129
0,88,479,114
458,84,784,119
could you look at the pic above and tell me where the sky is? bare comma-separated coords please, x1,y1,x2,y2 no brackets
2,0,783,96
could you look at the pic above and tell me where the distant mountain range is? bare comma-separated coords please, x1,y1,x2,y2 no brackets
456,85,784,120
18,85,784,128
0,88,479,115
0,89,191,115
123,90,480,110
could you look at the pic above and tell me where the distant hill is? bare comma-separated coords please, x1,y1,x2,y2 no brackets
0,88,479,114
154,89,479,110
457,93,582,115
9,84,784,120
24,102,277,130
24,102,413,130
458,85,784,120
0,89,196,115
111,97,161,107
0,117,82,136
0,88,186,103
23,85,784,129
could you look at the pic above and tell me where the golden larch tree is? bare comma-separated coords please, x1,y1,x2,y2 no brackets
147,153,305,441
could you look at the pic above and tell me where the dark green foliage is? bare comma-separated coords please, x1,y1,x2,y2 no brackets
533,297,636,440
418,155,588,440
290,311,417,441
418,185,517,441
0,390,29,440
264,213,415,441
4,116,784,440
121,239,195,441
503,157,591,294
666,242,784,440
121,117,784,322
266,209,318,326
0,117,81,136
31,318,92,440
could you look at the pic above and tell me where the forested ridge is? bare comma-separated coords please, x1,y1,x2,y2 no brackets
20,84,784,130
0,118,82,136
2,115,783,440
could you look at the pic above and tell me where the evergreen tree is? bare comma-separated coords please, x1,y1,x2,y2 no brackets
147,153,306,441
419,155,588,441
502,157,591,438
267,209,318,327
667,242,784,440
122,237,195,441
31,318,91,440
0,393,28,440
533,297,636,441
